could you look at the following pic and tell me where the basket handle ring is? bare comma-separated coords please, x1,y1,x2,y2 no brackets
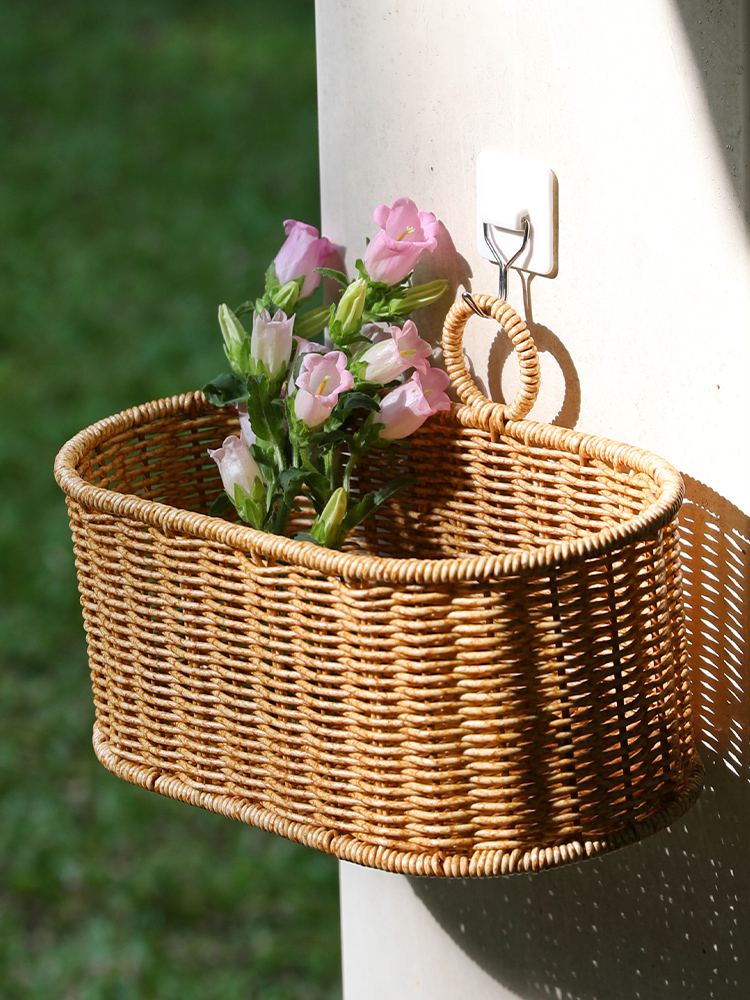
442,293,540,422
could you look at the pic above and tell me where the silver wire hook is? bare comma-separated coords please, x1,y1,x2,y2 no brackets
461,291,488,317
483,217,531,301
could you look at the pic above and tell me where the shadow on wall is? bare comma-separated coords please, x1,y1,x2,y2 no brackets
464,273,581,428
413,220,474,358
410,477,749,1000
673,0,749,222
489,275,580,427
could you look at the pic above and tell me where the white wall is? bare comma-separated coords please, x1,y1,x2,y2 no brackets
315,2,749,997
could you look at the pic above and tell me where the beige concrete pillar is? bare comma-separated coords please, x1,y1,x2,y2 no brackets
315,2,749,996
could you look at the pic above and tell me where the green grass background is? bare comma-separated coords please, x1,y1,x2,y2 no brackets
0,1,341,996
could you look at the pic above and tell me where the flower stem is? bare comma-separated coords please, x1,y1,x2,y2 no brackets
342,447,360,496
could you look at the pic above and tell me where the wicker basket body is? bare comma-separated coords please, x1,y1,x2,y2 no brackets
55,296,703,876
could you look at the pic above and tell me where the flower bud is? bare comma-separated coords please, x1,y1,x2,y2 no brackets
218,304,252,375
293,305,331,340
274,219,336,300
333,278,367,339
273,280,301,314
391,279,449,315
310,487,348,547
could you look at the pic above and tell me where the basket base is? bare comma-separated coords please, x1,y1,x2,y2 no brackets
92,726,705,877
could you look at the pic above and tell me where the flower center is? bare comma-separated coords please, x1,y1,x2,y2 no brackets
396,226,416,241
316,374,332,395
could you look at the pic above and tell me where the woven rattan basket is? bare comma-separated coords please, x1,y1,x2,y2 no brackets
55,294,703,877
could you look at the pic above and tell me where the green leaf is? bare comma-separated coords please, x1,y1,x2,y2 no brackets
264,262,281,296
296,463,330,506
279,467,309,496
312,428,347,447
233,300,255,318
328,321,368,348
233,481,271,530
337,391,380,414
203,372,249,407
342,477,415,534
314,267,348,286
209,492,234,517
250,443,278,473
244,372,285,441
293,531,316,544
355,258,369,280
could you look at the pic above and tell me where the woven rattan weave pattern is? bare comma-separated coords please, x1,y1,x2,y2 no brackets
55,294,703,876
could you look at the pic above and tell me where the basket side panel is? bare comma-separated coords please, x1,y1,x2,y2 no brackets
69,503,259,796
68,499,114,740
547,527,697,838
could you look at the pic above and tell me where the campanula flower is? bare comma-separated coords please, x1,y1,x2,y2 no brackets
286,337,326,396
274,220,335,299
251,309,294,379
358,319,432,384
294,351,354,428
362,197,439,285
377,366,451,440
208,433,263,498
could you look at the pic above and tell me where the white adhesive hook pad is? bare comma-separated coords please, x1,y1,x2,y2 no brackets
476,151,557,277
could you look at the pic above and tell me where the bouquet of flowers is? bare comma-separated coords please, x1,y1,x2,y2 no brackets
205,197,451,549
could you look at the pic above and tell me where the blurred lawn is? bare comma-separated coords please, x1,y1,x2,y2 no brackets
0,1,341,997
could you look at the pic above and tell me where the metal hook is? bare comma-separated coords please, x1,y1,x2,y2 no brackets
483,217,531,301
461,291,488,317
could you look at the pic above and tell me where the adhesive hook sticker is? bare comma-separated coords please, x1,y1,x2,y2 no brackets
476,151,558,278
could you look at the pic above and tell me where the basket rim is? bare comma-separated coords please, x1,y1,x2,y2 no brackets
54,391,685,584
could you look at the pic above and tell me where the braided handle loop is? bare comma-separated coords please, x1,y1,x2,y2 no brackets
442,294,540,422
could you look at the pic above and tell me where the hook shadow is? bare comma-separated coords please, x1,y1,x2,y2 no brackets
481,273,581,428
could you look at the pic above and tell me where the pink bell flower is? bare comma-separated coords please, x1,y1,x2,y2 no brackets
274,220,335,299
359,319,432,384
251,309,294,378
286,337,326,396
294,351,354,428
208,433,263,497
362,197,439,285
377,366,451,440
